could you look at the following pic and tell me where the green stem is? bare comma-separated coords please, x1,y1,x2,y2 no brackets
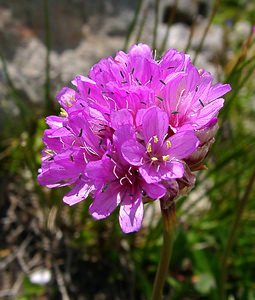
152,0,161,51
43,0,53,114
193,0,220,64
159,0,178,54
152,201,176,300
124,0,144,51
219,168,255,300
135,3,149,43
0,52,31,127
184,17,196,53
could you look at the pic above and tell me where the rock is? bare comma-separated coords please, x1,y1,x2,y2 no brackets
8,38,59,103
190,50,218,77
5,33,124,103
59,35,123,83
229,20,251,47
0,0,136,54
0,0,224,108
191,21,224,61
165,23,190,50
29,268,52,285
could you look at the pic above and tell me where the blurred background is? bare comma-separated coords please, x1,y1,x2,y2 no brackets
0,0,255,299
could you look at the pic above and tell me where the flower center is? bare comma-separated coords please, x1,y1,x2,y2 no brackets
119,167,139,186
146,136,172,164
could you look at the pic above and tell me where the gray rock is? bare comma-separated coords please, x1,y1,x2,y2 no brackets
8,38,59,103
0,0,224,108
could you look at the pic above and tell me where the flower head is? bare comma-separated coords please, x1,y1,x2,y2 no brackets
38,44,231,233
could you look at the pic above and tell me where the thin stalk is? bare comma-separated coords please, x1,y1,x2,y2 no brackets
184,17,196,53
225,24,255,83
222,60,255,119
0,52,31,125
135,2,149,43
43,0,53,114
193,0,220,64
124,0,144,51
152,0,161,51
152,201,176,300
160,0,178,54
219,168,255,300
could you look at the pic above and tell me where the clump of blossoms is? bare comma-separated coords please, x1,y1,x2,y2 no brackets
38,44,231,233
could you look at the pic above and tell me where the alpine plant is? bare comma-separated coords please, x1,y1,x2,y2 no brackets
38,44,231,233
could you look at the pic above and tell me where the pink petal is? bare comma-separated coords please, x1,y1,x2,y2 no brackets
138,158,184,183
63,180,93,206
38,151,86,187
160,48,190,72
46,126,71,138
121,140,145,166
142,182,166,199
169,131,199,159
142,107,169,143
139,164,161,183
56,87,77,110
86,158,115,185
110,109,134,130
129,43,153,60
71,74,95,86
89,184,121,220
159,160,184,180
68,111,102,155
113,125,136,166
207,83,231,102
46,116,65,128
194,98,224,128
119,194,144,233
136,108,148,127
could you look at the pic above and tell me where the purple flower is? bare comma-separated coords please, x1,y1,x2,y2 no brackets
86,45,231,132
122,107,199,183
38,44,231,233
38,110,103,204
86,125,166,233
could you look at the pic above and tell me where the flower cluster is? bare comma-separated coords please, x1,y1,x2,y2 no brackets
38,44,231,233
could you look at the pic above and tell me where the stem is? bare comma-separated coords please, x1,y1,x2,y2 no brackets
43,0,53,114
124,0,144,51
152,0,161,51
184,17,196,53
0,52,31,127
225,24,255,83
159,0,178,54
152,201,176,300
135,3,149,43
219,168,255,300
193,0,220,64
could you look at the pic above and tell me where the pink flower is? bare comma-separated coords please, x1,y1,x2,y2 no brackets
122,107,199,183
38,44,231,233
86,124,166,233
